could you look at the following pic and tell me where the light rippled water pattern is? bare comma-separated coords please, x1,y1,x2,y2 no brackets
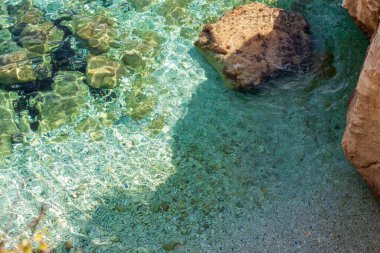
0,0,379,252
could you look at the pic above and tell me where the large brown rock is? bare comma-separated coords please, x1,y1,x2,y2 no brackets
342,0,380,200
194,2,310,90
342,25,380,200
342,0,380,38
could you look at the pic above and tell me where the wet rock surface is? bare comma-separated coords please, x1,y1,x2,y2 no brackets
195,2,311,90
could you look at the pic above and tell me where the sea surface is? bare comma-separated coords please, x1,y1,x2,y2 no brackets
1,0,380,252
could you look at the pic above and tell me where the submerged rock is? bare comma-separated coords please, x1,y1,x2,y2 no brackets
342,5,380,200
194,2,311,90
162,241,180,251
342,0,380,38
10,8,45,36
86,55,125,89
0,50,37,85
63,14,117,54
0,50,53,86
19,22,64,54
31,71,89,132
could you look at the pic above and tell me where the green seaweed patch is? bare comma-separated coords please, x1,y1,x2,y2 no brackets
123,75,159,120
162,241,180,251
148,115,165,134
121,51,146,71
50,134,70,143
125,92,158,120
179,27,197,40
126,31,163,59
151,201,170,212
155,0,192,26
99,112,117,127
75,117,103,141
128,0,157,12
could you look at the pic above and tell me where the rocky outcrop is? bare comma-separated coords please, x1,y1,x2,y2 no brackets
194,2,311,90
342,1,380,200
342,0,380,38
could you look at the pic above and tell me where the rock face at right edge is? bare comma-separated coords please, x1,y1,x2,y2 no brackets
342,0,380,200
342,0,380,38
343,26,380,200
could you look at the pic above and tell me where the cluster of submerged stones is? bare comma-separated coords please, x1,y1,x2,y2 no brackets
0,0,128,155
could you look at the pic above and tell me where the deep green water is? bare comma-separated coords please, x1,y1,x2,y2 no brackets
0,0,380,252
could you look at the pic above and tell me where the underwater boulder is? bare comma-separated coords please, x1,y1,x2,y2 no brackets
10,8,45,36
194,2,311,90
0,50,53,86
86,55,125,89
19,22,64,54
31,71,89,132
0,50,37,85
122,51,146,70
63,14,117,54
0,90,20,156
130,30,163,59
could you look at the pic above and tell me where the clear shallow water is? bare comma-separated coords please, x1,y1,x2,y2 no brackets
0,0,380,252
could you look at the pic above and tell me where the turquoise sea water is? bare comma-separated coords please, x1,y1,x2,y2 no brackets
1,0,380,252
